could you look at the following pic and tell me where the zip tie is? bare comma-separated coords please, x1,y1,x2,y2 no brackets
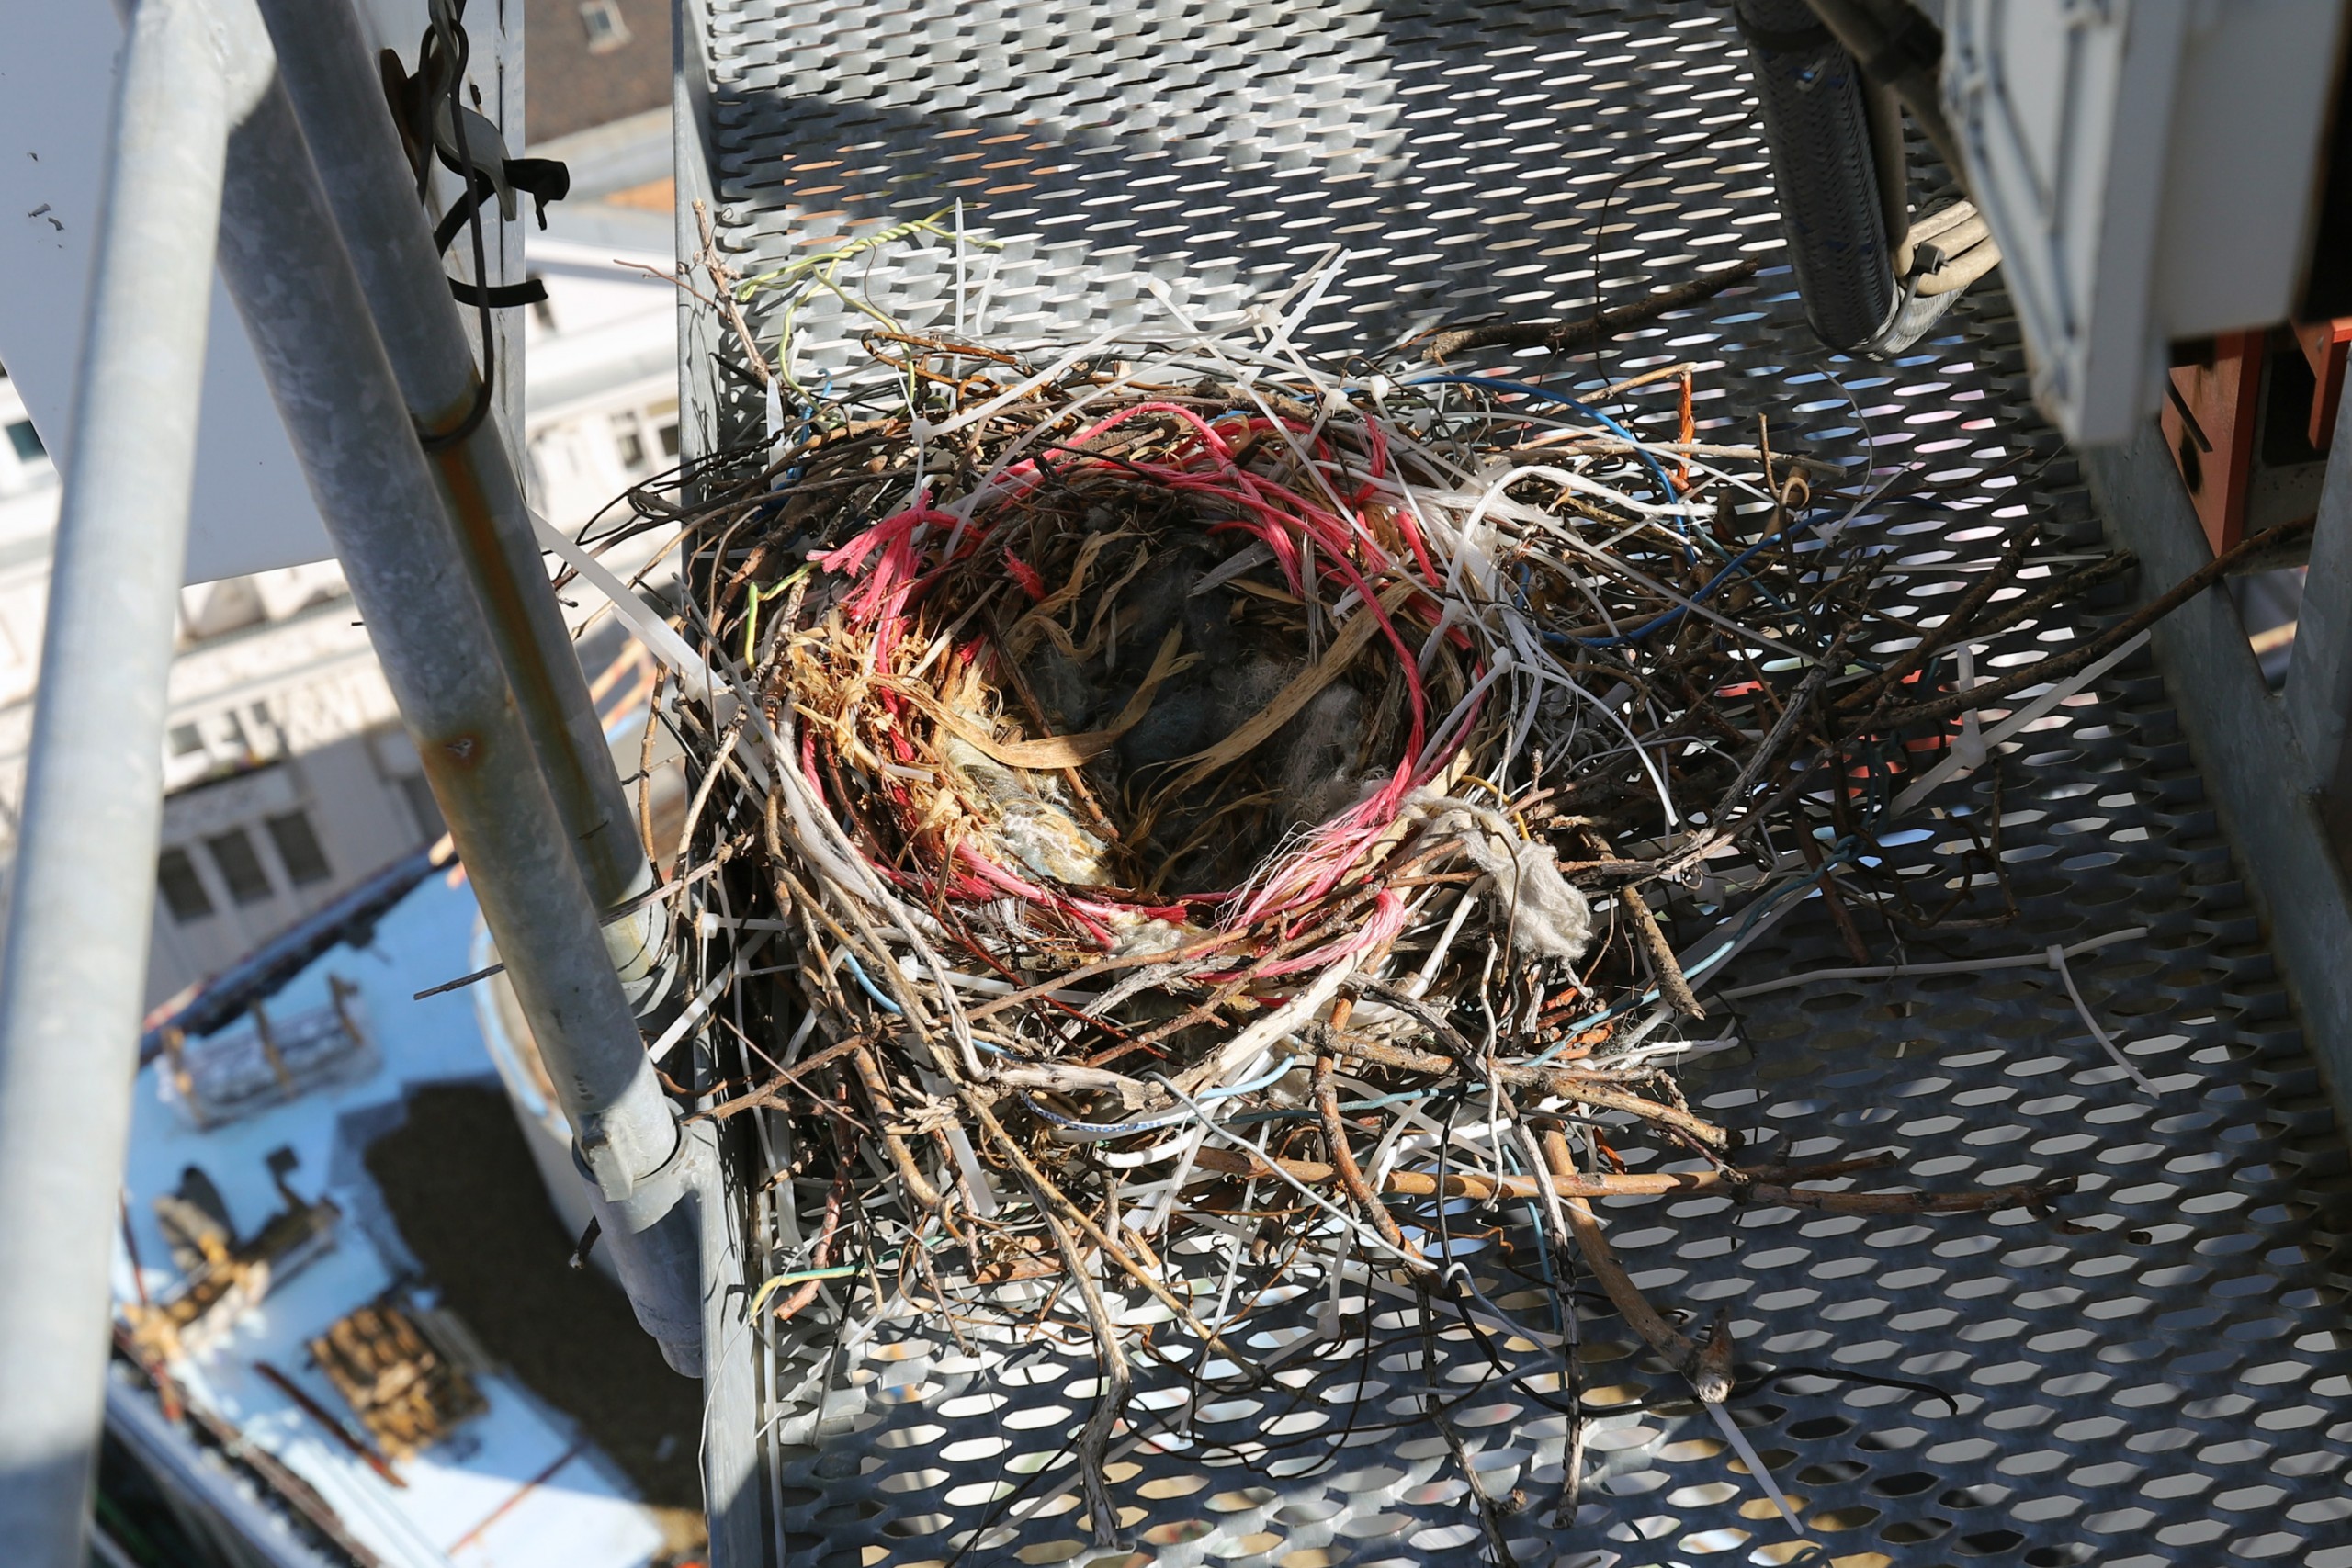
2046,942,2163,1098
1706,1400,1812,1543
647,931,770,1063
1713,925,2149,1001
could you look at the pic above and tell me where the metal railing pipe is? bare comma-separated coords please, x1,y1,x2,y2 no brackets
249,0,668,1003
207,10,702,1361
0,1,233,1558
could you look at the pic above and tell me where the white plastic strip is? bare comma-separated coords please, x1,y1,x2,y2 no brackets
1890,630,2151,818
1713,925,2147,1001
647,931,770,1063
531,509,716,705
1705,1400,1810,1542
2047,941,2164,1097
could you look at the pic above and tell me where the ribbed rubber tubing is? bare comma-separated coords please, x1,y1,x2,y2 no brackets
1736,0,1897,352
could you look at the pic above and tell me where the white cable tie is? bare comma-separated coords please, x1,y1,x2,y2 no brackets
531,509,717,707
1706,1400,1812,1542
2047,943,2163,1098
647,931,770,1063
1890,630,2151,817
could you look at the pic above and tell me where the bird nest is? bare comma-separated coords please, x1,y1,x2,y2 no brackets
593,267,2177,1546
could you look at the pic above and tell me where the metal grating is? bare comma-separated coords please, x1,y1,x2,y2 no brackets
687,4,2352,1565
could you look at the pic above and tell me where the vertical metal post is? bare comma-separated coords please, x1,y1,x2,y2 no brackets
207,6,707,1366
2287,389,2352,821
0,1,232,1559
251,0,668,1007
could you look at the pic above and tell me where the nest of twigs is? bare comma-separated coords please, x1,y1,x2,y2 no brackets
619,292,2159,1546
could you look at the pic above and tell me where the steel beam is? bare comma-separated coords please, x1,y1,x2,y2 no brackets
2087,421,2352,1129
0,1,236,1558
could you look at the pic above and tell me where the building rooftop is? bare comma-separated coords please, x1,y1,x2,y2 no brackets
525,0,670,148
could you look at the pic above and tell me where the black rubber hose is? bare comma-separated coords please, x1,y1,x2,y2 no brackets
1736,0,1897,352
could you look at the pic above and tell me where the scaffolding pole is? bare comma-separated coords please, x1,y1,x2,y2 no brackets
0,1,238,1560
251,0,672,1012
209,11,709,1370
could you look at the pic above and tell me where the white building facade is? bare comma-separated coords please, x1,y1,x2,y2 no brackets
0,115,680,1012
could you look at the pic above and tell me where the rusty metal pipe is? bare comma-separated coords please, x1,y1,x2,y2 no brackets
211,42,678,1212
249,0,669,1010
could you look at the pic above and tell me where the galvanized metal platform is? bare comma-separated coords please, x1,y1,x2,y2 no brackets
673,3,2352,1563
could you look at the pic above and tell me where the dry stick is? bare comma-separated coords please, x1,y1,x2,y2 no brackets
694,198,776,386
638,664,668,871
1539,1130,1720,1401
1419,260,1761,362
1794,827,1872,966
1326,1005,1733,1151
1833,516,2041,712
1029,1195,1133,1550
1310,1043,1414,1256
1711,635,1845,828
253,1361,405,1490
1886,549,2138,676
1871,514,2315,729
1584,827,1700,1019
959,1094,1263,1375
1645,638,1848,885
851,1045,948,1211
1417,1288,1517,1568
692,1034,867,1122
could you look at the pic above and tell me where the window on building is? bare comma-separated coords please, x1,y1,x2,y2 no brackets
579,0,630,51
6,421,42,462
204,828,275,905
657,419,680,459
168,723,205,757
156,848,214,923
400,773,446,844
266,810,333,886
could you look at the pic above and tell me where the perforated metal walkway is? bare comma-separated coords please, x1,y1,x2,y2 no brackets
677,4,2352,1564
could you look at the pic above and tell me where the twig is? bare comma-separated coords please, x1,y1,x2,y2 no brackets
1871,516,2312,728
1030,1192,1131,1549
1419,261,1761,362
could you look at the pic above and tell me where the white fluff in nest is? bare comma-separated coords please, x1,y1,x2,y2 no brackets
1421,795,1593,963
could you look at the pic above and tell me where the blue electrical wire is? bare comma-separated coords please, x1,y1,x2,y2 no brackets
1017,1053,1301,1138
1549,506,1825,649
1405,373,1686,539
836,950,903,1016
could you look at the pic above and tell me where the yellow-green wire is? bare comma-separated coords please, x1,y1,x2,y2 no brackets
743,563,815,667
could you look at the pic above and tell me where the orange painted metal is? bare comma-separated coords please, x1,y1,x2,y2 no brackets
2160,331,2264,555
2293,315,2352,449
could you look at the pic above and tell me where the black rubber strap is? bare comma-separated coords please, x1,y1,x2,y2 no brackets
433,160,565,310
448,276,548,308
433,178,492,253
